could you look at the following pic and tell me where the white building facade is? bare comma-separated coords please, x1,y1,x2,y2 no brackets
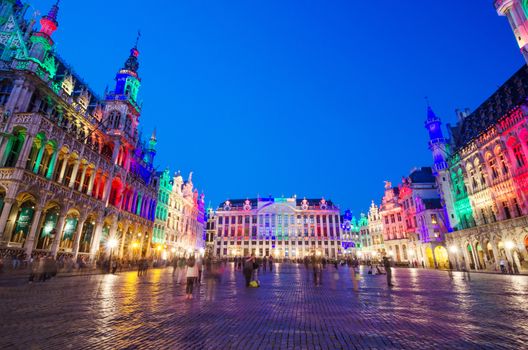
213,197,342,259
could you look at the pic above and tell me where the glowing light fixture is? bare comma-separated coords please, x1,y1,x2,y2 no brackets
505,241,515,250
107,238,118,249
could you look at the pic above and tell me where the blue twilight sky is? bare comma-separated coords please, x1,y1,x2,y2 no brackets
30,0,524,215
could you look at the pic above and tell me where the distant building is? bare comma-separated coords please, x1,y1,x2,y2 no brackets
367,201,384,257
213,196,342,259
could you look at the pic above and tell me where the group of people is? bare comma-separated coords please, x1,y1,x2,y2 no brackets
171,255,204,299
28,254,58,282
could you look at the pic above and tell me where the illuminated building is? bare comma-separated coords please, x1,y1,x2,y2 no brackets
0,1,160,260
495,0,528,64
399,167,449,268
377,167,449,266
205,207,216,257
213,196,342,259
340,209,355,255
420,1,528,271
155,170,205,257
379,181,406,261
367,201,384,256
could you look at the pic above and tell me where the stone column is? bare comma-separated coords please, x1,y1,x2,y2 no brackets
103,175,113,205
0,198,15,242
50,209,68,257
77,166,88,192
89,218,104,261
58,157,68,183
68,160,80,188
24,204,44,256
31,144,45,173
45,148,59,179
72,216,87,260
15,133,34,168
86,169,96,196
118,222,129,259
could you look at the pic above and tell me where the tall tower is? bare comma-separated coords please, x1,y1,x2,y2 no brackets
145,129,157,166
424,106,455,231
495,0,528,64
104,40,143,159
29,0,59,61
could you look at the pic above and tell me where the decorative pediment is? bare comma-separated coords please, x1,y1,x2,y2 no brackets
0,16,29,61
77,87,91,110
61,73,74,95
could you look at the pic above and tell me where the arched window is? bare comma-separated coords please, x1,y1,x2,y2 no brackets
4,129,26,167
0,79,13,106
124,115,132,134
513,144,526,168
38,142,56,177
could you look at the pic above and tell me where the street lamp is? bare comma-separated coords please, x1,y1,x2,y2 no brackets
505,241,515,250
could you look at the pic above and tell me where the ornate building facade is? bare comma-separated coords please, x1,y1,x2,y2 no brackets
416,0,528,272
0,1,160,261
367,201,384,256
156,171,205,257
426,75,528,271
212,196,342,259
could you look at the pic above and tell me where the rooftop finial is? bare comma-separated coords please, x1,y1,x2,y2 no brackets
134,30,141,49
47,0,60,21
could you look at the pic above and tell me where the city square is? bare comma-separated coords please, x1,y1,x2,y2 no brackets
1,265,527,349
2,0,528,348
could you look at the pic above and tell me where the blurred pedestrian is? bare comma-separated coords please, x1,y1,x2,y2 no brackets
312,254,322,286
461,257,471,281
383,256,393,287
268,255,273,272
185,256,198,300
111,260,118,274
178,256,187,284
448,260,453,279
243,255,254,287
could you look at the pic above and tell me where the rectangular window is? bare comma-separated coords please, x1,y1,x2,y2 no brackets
431,214,437,225
503,202,511,220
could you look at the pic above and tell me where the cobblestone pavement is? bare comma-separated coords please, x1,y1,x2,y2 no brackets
0,264,527,350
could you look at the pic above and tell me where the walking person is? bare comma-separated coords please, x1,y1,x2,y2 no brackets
383,256,393,287
350,265,358,292
461,257,471,281
196,256,203,285
178,256,187,284
172,257,178,276
111,260,118,274
268,255,273,272
447,260,453,279
263,256,267,272
137,258,143,276
243,255,254,287
185,255,198,300
312,254,322,286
